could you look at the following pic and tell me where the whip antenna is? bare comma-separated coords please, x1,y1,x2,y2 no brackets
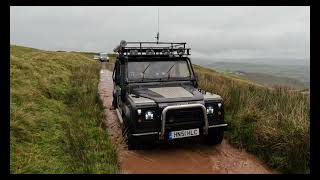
155,8,160,43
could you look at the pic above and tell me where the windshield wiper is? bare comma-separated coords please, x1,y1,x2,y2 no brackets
141,63,151,81
164,63,176,80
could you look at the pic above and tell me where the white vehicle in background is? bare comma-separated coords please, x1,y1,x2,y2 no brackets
93,53,109,62
99,52,109,62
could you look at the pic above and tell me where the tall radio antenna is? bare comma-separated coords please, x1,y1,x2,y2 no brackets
155,8,160,43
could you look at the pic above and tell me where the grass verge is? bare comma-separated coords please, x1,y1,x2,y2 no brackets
10,45,118,173
194,65,310,173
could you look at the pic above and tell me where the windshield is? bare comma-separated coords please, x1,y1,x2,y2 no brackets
127,60,192,81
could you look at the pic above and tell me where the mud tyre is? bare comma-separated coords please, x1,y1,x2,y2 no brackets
205,127,224,145
121,113,138,150
127,134,139,150
127,133,156,150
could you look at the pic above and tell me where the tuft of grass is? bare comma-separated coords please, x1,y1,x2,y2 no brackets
10,45,118,174
194,65,310,173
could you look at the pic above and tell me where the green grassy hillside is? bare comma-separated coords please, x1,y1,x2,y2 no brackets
193,65,310,173
10,45,118,173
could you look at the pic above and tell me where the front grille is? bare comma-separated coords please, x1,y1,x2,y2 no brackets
166,107,203,124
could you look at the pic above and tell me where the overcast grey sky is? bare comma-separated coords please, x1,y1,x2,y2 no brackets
10,6,310,62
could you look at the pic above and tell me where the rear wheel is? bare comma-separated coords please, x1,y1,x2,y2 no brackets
205,127,224,145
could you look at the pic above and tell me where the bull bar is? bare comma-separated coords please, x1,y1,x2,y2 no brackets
159,104,208,140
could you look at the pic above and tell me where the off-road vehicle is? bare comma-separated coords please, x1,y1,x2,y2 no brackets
98,52,109,62
112,40,227,150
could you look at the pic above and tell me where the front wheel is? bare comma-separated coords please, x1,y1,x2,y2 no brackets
127,133,139,150
204,127,224,145
122,114,139,150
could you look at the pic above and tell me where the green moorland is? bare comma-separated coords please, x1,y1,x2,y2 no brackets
206,61,310,86
105,55,310,173
10,45,118,173
193,65,310,173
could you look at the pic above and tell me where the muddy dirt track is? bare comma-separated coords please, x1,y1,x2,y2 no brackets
98,63,274,174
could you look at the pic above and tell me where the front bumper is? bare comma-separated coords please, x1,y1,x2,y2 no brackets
131,103,227,140
131,123,228,139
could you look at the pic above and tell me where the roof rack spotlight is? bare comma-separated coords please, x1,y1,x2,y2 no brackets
177,47,185,56
129,49,139,55
162,48,170,55
113,41,191,57
146,49,155,55
169,50,175,57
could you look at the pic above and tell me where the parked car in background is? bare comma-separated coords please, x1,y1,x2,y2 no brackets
93,53,109,62
99,52,109,62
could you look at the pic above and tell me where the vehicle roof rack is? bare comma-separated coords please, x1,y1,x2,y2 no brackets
113,41,191,57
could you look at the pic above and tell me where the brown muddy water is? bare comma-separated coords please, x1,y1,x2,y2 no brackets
98,63,274,174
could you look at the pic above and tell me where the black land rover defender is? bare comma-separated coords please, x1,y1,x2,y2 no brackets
112,40,227,150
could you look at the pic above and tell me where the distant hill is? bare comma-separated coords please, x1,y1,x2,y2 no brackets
193,57,310,66
229,71,308,90
203,61,309,90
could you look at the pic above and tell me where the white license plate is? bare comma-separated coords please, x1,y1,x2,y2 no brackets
168,128,200,140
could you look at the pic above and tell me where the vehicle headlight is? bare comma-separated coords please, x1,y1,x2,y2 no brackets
218,103,222,108
137,109,142,115
206,106,214,114
177,47,185,56
145,110,154,120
